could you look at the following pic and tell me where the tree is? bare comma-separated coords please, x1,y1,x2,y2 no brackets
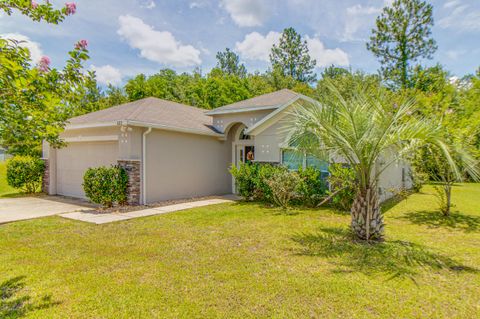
367,0,437,89
411,132,479,216
0,1,94,155
270,27,317,83
316,68,384,102
215,48,247,78
286,81,474,241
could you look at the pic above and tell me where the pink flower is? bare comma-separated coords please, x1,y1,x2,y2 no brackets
445,109,455,115
65,2,76,15
75,39,88,50
31,1,39,9
38,56,51,72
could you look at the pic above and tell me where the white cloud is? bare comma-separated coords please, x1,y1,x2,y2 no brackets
445,49,466,60
117,15,201,67
141,1,156,9
444,0,461,9
439,1,480,31
235,31,280,61
220,0,269,27
236,31,349,67
1,33,43,62
306,36,349,67
343,4,381,41
91,65,122,85
190,1,206,9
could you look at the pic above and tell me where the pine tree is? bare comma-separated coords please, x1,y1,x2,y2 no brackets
215,48,247,78
270,27,317,83
367,0,437,89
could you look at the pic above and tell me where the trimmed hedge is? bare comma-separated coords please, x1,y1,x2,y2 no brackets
83,166,128,208
6,156,44,193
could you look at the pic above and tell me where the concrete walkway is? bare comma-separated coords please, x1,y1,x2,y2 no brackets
60,196,236,224
0,196,92,224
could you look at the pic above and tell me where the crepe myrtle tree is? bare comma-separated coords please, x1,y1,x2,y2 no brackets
0,1,95,155
284,81,476,242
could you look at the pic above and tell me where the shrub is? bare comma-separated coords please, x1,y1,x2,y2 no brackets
229,163,259,200
296,166,328,207
256,164,287,202
266,170,300,209
409,167,428,193
327,164,357,211
83,166,128,208
6,156,45,193
230,163,289,203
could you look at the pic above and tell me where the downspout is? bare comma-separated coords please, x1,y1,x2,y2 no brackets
142,127,152,205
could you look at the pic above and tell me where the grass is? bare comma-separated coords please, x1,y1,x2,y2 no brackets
0,184,480,318
0,161,21,197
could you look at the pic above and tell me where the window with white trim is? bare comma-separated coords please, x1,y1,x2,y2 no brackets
281,149,329,179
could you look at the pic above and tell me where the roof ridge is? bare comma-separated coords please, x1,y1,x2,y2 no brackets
205,88,300,115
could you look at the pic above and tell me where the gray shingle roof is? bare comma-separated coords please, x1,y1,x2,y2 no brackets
68,97,218,135
205,89,300,115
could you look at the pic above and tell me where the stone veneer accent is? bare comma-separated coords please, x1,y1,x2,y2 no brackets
117,160,141,205
41,158,49,194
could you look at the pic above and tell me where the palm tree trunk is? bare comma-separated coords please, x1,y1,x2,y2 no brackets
350,186,384,241
444,183,452,216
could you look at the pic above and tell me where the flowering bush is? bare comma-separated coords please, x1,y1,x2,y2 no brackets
38,55,50,72
75,39,88,50
0,1,92,156
65,2,76,15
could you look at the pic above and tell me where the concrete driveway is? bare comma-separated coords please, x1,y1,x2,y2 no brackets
0,196,92,224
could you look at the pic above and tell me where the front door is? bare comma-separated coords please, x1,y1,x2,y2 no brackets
233,144,255,193
235,145,255,167
236,145,245,167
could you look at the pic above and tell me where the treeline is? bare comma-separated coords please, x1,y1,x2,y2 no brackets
1,0,479,157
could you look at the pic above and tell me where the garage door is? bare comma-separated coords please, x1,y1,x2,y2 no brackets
56,141,119,198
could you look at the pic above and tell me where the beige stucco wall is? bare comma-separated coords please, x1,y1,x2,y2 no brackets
376,155,413,201
145,128,231,203
211,110,272,134
252,115,291,162
60,126,120,139
118,126,143,160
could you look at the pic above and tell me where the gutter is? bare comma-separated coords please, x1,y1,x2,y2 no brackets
125,120,224,138
205,105,279,115
142,127,152,205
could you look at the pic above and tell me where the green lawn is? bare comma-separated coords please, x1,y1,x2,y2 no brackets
1,184,480,318
0,161,20,197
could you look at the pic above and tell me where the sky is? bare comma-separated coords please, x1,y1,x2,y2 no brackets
1,0,479,86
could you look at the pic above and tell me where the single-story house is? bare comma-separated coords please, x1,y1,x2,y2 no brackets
42,89,412,204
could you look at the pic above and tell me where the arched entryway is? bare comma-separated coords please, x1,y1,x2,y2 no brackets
226,123,255,193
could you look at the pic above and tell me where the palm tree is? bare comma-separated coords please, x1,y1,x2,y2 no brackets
285,84,477,241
